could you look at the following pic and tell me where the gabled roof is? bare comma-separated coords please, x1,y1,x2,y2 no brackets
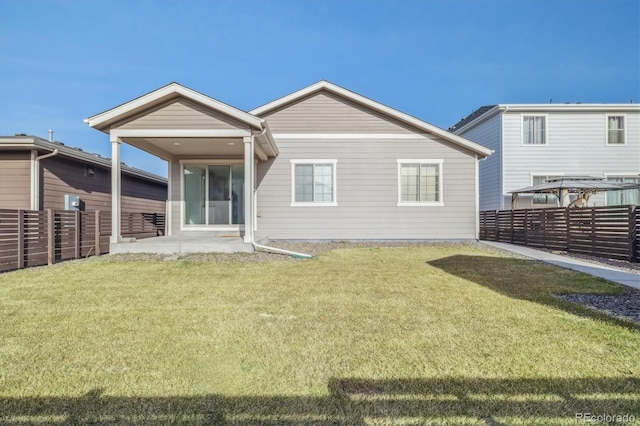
250,80,492,158
85,82,264,132
448,105,497,132
0,135,167,184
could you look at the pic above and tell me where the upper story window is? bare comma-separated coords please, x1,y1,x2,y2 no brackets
522,115,547,145
606,115,626,145
397,160,444,206
291,160,337,206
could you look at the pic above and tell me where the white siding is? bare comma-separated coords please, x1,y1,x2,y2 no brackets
456,114,502,210
502,110,640,208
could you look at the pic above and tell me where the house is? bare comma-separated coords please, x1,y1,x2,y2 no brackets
449,104,640,211
0,135,167,213
85,81,491,253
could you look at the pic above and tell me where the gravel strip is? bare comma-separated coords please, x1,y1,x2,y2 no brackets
556,289,640,324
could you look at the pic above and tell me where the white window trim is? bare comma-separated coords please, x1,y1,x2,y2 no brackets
290,159,338,207
178,160,245,231
396,159,444,206
603,172,640,206
605,114,627,146
530,172,564,205
521,114,548,146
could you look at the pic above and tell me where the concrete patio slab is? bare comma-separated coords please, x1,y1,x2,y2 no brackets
110,232,253,254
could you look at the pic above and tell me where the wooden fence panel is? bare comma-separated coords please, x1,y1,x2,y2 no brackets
0,209,164,273
0,209,20,272
23,210,49,268
480,205,638,263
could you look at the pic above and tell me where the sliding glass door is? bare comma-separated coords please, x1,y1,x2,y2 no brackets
183,163,244,226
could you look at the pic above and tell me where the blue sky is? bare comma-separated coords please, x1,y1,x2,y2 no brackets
1,0,638,177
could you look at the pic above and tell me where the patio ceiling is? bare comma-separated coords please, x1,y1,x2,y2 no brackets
123,137,245,160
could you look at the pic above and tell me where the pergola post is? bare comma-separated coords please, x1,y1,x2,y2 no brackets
243,136,254,243
110,135,122,244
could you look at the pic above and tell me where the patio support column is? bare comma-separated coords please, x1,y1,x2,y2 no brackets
243,136,254,243
110,135,122,244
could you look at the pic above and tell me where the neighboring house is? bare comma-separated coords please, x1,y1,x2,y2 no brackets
0,135,167,213
449,104,640,211
84,80,491,251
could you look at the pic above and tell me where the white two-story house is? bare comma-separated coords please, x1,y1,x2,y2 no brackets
449,104,640,211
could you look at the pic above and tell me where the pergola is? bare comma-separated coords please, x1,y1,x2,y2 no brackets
509,176,640,209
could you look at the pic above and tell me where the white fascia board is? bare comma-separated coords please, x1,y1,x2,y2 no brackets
253,80,492,158
86,83,263,130
453,103,640,135
110,129,251,139
500,104,640,112
250,81,328,115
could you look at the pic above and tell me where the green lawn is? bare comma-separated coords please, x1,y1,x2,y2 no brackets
1,244,638,425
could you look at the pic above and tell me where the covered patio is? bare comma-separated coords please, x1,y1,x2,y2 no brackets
85,83,278,253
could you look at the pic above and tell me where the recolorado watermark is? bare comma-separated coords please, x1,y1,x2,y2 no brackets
576,412,636,424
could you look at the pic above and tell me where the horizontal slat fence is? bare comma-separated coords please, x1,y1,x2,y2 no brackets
480,205,638,262
0,209,164,273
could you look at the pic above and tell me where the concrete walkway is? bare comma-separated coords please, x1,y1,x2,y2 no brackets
480,241,640,290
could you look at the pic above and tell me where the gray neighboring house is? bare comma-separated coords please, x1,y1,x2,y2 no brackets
85,80,491,252
449,104,640,211
0,135,167,213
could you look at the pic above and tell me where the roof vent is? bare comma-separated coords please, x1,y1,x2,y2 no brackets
15,133,27,136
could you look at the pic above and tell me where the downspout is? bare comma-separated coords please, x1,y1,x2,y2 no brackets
32,149,59,210
250,125,312,259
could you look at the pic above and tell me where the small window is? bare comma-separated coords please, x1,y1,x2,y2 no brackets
290,160,337,206
606,176,639,205
86,165,96,178
606,115,625,145
397,160,443,206
531,175,560,205
522,115,547,145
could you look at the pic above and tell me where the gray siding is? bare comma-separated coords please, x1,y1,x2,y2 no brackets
256,136,477,240
0,151,31,209
455,114,502,210
115,98,250,131
260,91,416,134
502,110,640,208
41,156,166,213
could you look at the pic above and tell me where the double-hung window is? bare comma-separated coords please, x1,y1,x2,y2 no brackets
397,160,443,206
522,115,547,145
606,115,625,145
291,160,337,206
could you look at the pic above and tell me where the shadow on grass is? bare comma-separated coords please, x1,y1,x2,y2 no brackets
428,255,640,330
0,377,638,425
